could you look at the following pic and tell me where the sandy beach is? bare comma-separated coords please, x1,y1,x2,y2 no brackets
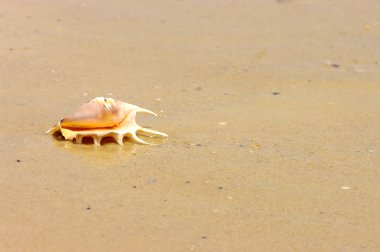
1,0,379,251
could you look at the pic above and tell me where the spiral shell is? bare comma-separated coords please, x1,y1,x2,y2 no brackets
46,97,168,145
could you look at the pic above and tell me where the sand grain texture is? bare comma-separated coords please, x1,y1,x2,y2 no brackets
0,0,379,251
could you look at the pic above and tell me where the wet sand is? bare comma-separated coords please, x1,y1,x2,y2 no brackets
1,0,380,251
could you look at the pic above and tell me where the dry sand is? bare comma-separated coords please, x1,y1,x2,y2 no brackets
1,0,379,251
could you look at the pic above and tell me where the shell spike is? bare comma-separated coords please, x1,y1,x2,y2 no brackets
115,135,124,145
136,108,157,116
138,127,168,138
75,135,83,144
45,124,60,134
130,133,149,145
93,136,101,146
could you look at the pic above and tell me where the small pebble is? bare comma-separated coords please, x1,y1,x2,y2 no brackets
218,122,227,126
148,178,157,184
272,92,280,95
16,159,21,162
341,186,350,190
251,143,261,149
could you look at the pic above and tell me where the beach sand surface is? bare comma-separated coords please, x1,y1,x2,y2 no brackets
0,0,379,251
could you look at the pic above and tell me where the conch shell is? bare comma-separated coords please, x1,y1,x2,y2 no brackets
46,97,168,145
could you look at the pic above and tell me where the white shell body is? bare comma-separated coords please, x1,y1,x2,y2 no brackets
46,97,168,145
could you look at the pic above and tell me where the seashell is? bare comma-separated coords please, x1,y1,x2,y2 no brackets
46,97,168,145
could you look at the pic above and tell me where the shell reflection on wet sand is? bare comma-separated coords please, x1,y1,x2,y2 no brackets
46,97,168,145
